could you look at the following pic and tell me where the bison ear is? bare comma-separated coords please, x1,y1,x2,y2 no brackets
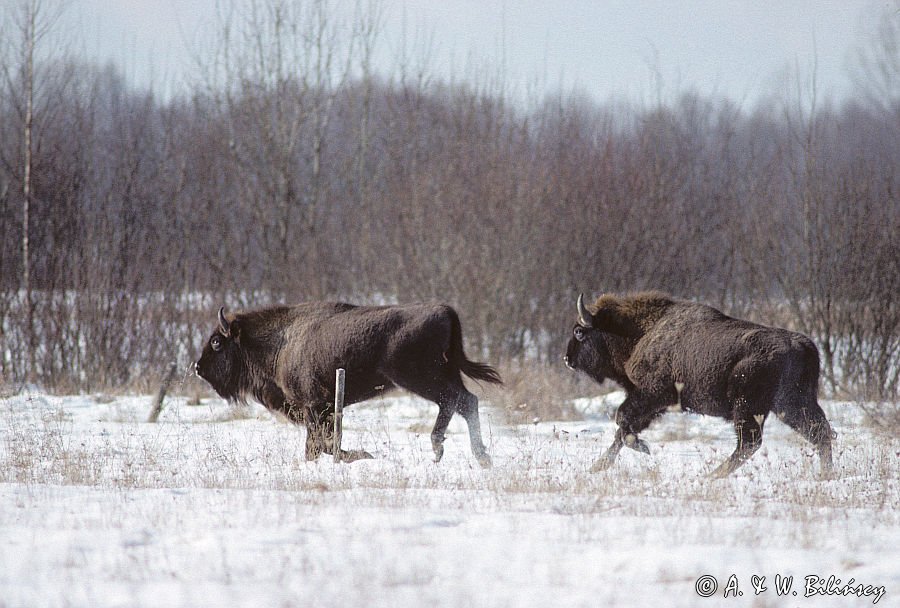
576,293,594,328
218,307,231,338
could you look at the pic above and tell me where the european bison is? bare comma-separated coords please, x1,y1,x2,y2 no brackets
196,302,501,467
564,292,835,477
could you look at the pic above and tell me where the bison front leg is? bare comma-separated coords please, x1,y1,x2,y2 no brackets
302,406,330,461
591,395,658,472
590,428,650,472
303,406,373,463
590,427,626,472
279,402,329,461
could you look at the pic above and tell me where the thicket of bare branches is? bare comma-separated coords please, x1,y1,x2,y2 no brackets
0,1,897,401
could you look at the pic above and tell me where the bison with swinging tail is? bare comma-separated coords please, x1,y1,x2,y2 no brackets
196,302,501,467
564,292,835,477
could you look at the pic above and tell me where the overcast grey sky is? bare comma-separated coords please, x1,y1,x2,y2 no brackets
65,0,888,105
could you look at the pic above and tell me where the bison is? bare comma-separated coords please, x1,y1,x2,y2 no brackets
564,292,835,477
195,302,501,467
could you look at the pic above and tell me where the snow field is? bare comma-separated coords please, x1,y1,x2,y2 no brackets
1,391,897,607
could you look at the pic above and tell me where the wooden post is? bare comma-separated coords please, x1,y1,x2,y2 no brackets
333,368,345,463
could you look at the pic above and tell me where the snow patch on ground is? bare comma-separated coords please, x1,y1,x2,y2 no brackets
1,390,897,607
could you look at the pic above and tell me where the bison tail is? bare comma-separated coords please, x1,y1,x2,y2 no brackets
446,307,503,385
460,358,503,385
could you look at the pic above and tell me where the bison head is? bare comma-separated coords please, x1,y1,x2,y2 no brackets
196,307,244,401
564,294,615,385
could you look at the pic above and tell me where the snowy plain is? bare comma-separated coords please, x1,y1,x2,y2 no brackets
1,387,897,608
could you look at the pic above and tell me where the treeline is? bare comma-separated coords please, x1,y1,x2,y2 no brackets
0,2,898,400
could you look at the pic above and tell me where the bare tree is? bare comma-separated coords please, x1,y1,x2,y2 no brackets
198,0,364,299
1,0,67,383
851,6,900,121
0,1,895,405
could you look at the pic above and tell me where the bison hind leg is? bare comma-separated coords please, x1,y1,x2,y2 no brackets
775,401,835,478
433,392,491,469
455,391,492,468
430,405,454,464
396,372,492,468
709,413,765,479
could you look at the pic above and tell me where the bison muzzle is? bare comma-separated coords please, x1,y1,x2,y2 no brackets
196,302,501,467
565,292,835,478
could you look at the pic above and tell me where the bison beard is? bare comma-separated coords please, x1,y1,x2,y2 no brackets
195,302,501,467
565,292,835,478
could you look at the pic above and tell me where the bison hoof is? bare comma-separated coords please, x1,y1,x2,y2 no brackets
433,444,445,463
475,453,492,469
624,435,651,455
624,433,650,455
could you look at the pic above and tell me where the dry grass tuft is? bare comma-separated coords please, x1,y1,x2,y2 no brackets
491,362,600,424
857,400,900,435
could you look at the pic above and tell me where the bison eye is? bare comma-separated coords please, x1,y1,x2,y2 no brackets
574,326,587,342
211,335,223,352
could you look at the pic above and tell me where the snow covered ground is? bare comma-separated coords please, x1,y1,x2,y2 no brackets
1,389,897,607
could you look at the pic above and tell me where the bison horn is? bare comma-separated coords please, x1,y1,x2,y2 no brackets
218,306,231,337
576,293,593,328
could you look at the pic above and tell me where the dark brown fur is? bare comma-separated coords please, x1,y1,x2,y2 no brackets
565,292,835,477
196,302,501,467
